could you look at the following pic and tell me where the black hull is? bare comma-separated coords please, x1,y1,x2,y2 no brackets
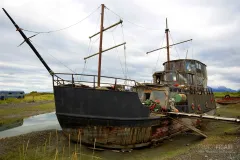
54,86,149,120
54,86,216,149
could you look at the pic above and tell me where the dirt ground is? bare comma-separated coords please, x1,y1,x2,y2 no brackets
0,100,55,125
0,100,54,109
0,102,239,160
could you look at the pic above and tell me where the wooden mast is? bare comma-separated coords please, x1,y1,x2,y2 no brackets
165,18,170,70
98,4,105,87
146,18,192,70
85,4,125,87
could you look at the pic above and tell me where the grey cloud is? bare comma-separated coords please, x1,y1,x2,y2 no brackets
1,0,240,91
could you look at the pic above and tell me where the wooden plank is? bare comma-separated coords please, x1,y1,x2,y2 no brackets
168,116,207,138
167,112,240,123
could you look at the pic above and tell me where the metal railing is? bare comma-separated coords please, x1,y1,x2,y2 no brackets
52,73,137,90
170,86,213,95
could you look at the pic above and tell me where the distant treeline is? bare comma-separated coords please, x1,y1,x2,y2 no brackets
26,91,53,96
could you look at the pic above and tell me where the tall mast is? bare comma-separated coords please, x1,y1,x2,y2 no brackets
2,8,54,76
165,18,170,70
84,4,125,87
146,18,193,69
97,4,105,87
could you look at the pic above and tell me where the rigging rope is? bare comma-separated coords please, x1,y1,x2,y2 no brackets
153,35,165,73
80,39,91,76
169,32,180,59
121,23,128,80
22,6,100,34
32,42,76,73
105,12,126,79
80,12,101,80
105,7,162,31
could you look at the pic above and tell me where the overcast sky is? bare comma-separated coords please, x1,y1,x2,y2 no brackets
1,0,240,92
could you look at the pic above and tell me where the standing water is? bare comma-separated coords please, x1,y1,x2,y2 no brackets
0,112,61,138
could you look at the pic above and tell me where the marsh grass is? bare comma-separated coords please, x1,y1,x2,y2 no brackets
8,130,103,160
0,102,55,125
216,103,240,118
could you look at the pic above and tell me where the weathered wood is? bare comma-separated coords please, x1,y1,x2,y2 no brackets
167,112,240,123
146,39,192,54
89,20,123,39
168,116,208,138
84,42,126,60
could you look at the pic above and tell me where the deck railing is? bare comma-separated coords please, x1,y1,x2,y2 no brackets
52,73,137,89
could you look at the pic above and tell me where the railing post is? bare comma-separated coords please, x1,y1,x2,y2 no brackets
93,76,96,88
52,75,54,87
114,78,117,90
72,74,74,87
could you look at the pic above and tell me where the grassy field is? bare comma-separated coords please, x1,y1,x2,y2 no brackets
0,92,54,105
216,103,240,118
214,92,240,98
0,102,55,125
0,92,55,125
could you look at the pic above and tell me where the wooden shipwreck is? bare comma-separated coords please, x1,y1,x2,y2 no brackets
3,4,239,150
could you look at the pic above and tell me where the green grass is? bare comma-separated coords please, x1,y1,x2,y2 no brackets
216,103,240,118
0,93,54,105
0,102,55,125
214,92,240,98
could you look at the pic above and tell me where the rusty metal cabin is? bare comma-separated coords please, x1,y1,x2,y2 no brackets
134,59,215,114
153,59,207,88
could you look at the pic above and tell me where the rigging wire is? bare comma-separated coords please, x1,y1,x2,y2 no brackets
80,39,91,77
121,24,129,80
105,7,162,31
169,32,181,59
153,35,165,73
105,12,126,79
191,40,194,59
31,42,76,73
80,11,101,80
22,5,100,34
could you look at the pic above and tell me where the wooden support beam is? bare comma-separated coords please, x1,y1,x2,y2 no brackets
89,20,123,39
167,112,240,123
84,42,126,60
146,39,192,54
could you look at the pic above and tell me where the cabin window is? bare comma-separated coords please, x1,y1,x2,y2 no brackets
178,73,187,84
186,61,196,72
196,62,202,70
165,72,177,82
187,74,193,85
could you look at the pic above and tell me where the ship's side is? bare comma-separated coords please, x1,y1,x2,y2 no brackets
53,64,216,149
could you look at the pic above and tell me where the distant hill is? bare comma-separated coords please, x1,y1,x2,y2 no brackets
208,86,238,92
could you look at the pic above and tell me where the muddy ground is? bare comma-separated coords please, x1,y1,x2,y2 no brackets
0,100,55,125
0,126,239,160
0,103,239,160
0,100,54,109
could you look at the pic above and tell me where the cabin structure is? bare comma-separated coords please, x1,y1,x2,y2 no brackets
152,59,207,89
